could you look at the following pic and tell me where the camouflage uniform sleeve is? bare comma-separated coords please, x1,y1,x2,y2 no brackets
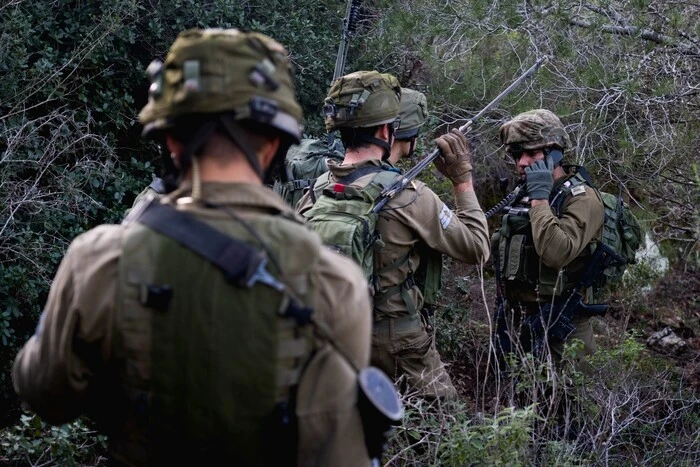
389,182,490,264
529,185,604,270
296,250,372,466
12,226,120,425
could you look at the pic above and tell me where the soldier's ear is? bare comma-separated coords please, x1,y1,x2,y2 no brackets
259,136,282,171
165,135,185,167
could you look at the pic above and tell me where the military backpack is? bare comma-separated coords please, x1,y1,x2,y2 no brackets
552,168,643,287
303,166,400,288
273,138,345,208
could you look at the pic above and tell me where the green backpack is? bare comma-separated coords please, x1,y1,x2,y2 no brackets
553,170,643,287
273,138,345,208
302,166,401,288
598,190,643,283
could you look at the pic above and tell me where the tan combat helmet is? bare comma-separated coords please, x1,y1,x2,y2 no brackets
499,109,571,164
323,71,401,131
395,88,428,140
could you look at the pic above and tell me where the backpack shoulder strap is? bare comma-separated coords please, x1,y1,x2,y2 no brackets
310,171,332,204
311,165,398,204
550,171,591,217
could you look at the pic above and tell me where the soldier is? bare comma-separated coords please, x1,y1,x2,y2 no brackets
13,29,389,466
388,88,429,164
493,109,605,371
297,72,490,401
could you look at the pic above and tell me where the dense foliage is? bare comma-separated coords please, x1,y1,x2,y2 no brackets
1,0,698,464
0,0,344,425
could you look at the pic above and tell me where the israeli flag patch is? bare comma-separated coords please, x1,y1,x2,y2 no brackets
439,203,453,229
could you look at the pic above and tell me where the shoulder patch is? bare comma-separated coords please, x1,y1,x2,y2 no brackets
439,203,453,229
571,185,586,196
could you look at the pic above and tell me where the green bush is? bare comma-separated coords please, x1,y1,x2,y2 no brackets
0,413,107,466
0,0,347,424
386,398,540,466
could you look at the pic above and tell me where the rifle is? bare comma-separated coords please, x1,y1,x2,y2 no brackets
333,0,362,83
371,56,548,214
526,242,624,358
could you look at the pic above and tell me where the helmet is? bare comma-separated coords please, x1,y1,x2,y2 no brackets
499,109,571,156
138,28,302,142
323,71,401,131
395,88,428,140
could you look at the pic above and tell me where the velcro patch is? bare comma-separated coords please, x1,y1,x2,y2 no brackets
571,185,586,196
439,203,453,229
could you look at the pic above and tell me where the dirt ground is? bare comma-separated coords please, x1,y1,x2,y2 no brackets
437,258,700,398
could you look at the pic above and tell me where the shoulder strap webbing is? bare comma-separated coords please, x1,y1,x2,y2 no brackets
550,172,590,217
149,177,166,195
310,165,396,204
132,200,312,324
310,171,331,204
337,165,386,185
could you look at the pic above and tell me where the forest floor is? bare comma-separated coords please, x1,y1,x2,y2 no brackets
439,257,700,402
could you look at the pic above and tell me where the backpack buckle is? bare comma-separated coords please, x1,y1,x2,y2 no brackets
291,179,310,190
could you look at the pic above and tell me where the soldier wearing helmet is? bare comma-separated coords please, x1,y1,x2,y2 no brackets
492,109,604,372
388,88,429,163
13,29,381,466
297,74,490,401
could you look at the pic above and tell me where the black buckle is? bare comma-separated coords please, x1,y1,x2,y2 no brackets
140,284,173,312
291,179,310,190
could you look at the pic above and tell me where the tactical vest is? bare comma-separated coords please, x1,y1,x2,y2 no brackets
112,201,316,465
493,172,596,303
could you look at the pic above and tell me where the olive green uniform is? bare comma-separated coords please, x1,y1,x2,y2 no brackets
297,159,490,399
494,175,604,367
14,183,373,466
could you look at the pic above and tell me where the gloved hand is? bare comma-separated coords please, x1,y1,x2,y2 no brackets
434,129,473,184
524,155,554,200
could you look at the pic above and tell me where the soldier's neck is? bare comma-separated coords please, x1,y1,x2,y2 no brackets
184,155,263,185
342,146,383,166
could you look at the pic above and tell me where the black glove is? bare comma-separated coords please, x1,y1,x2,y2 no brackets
524,155,554,200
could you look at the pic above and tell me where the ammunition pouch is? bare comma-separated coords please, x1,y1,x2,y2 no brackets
357,367,404,461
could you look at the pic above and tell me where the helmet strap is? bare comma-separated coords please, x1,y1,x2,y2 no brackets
356,123,394,161
159,143,180,194
407,138,417,158
218,114,264,180
178,120,218,189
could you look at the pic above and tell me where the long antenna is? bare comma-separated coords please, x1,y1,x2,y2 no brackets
372,56,549,213
332,0,362,83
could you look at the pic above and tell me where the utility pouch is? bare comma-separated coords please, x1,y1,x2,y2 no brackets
506,234,526,281
357,367,404,461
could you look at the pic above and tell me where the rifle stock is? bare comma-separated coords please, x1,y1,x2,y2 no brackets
372,56,548,213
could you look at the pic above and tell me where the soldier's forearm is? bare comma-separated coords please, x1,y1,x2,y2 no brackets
453,179,473,193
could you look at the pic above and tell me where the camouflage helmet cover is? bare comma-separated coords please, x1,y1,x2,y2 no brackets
323,70,401,131
395,88,428,140
499,109,571,154
138,28,302,141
